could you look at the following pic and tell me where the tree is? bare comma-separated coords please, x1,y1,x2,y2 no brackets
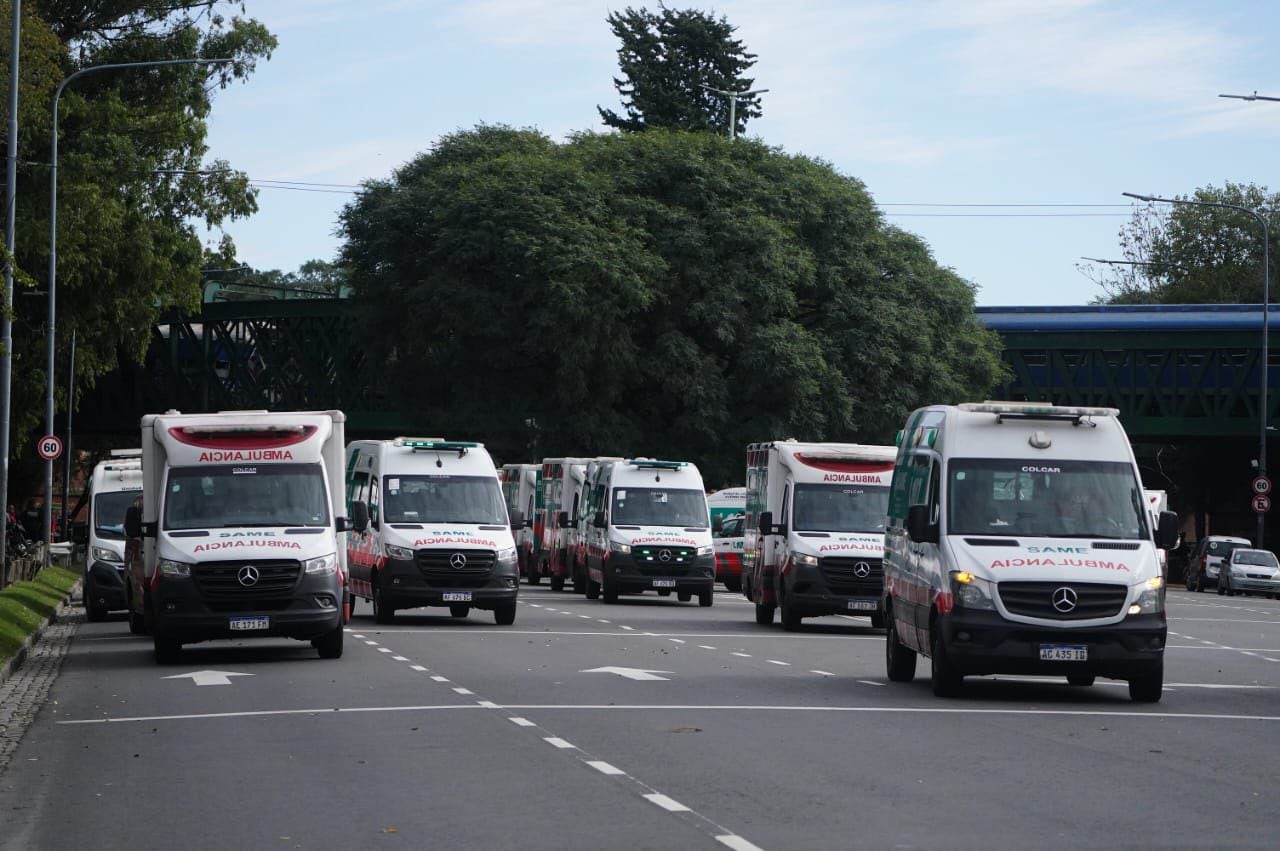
340,126,1005,484
1090,182,1279,304
598,5,762,136
0,1,275,456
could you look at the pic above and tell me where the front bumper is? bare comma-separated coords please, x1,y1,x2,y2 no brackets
151,573,342,643
938,609,1166,679
606,553,715,594
1228,575,1280,594
381,556,519,610
85,560,128,611
784,563,882,618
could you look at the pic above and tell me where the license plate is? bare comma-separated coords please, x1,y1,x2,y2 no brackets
443,592,472,602
653,579,677,588
847,599,877,611
1040,644,1088,661
229,616,269,631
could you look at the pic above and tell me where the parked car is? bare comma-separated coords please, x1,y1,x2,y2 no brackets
1185,535,1251,592
1219,548,1280,598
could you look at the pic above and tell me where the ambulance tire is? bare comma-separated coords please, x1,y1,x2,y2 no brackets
87,603,107,622
550,574,564,592
314,624,344,659
373,579,395,625
602,576,619,604
929,628,963,698
754,602,775,625
527,566,541,586
494,602,517,625
1128,663,1163,703
128,606,145,635
870,610,885,630
724,578,741,593
450,604,471,619
698,589,713,607
780,593,803,631
575,569,588,595
586,574,600,600
885,613,917,682
153,632,182,665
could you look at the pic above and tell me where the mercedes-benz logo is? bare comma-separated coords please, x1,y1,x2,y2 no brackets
659,549,672,562
450,552,468,570
237,565,260,587
1052,586,1078,613
854,561,872,578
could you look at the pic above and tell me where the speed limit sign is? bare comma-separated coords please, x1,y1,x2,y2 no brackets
1253,475,1272,495
36,434,63,461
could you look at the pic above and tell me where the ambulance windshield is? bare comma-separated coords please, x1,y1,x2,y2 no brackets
792,484,889,533
611,488,708,527
94,490,139,539
383,475,507,525
947,459,1147,539
164,464,330,530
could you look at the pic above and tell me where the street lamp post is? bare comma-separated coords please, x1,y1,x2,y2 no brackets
42,57,232,563
1220,91,1280,103
699,83,769,140
1123,191,1272,546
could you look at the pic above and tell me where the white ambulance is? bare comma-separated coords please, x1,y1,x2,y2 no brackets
883,402,1177,702
82,450,143,622
579,459,714,605
124,410,349,663
708,487,746,592
347,438,519,624
537,457,593,591
743,441,895,630
500,463,541,583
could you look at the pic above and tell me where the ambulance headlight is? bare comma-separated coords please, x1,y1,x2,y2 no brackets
609,540,631,554
304,553,338,576
384,543,414,560
92,546,123,563
950,571,996,610
496,547,518,566
695,545,713,556
1128,576,1164,615
792,553,819,567
158,559,191,578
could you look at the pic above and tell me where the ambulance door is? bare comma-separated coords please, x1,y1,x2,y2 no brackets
904,453,941,652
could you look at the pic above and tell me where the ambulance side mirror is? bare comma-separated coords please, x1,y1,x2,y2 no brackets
351,501,370,534
72,523,89,546
557,511,570,529
593,511,607,529
509,509,524,531
759,511,773,536
906,505,939,544
712,517,723,535
1154,510,1178,551
124,506,142,539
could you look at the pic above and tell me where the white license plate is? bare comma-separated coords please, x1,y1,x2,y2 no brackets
652,579,677,588
1040,644,1088,661
443,592,472,602
847,599,877,611
229,616,269,631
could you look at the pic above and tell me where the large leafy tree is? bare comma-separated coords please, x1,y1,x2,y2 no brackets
0,1,275,466
598,5,762,136
1090,182,1279,304
340,127,1004,485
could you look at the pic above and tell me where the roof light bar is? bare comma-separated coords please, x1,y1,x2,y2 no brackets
960,402,1118,418
628,460,687,470
396,437,478,453
181,424,307,435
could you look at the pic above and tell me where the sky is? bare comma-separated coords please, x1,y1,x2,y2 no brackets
202,0,1280,307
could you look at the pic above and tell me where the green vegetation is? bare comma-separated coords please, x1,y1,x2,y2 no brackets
339,127,1005,485
0,567,78,670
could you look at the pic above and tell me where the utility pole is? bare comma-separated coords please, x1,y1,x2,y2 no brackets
1,0,21,585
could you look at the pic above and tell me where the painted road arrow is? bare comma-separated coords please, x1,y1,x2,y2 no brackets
162,670,254,687
580,666,673,681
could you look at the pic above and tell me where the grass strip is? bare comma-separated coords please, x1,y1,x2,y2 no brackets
0,567,79,670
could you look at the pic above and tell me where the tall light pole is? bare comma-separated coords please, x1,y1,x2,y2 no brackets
1123,191,1272,546
1,0,20,583
1220,91,1280,103
43,57,233,563
699,83,768,140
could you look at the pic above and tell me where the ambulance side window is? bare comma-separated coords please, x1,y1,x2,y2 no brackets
369,477,380,529
780,485,791,529
350,472,369,515
906,454,935,518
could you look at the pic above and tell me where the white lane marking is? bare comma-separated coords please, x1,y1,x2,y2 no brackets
59,705,487,724
581,666,672,681
587,760,625,776
544,737,576,749
377,648,393,653
767,660,790,666
717,836,766,851
811,670,835,676
510,717,535,727
1167,645,1280,652
351,634,365,638
644,794,691,813
431,675,450,682
162,671,252,687
477,700,500,709
579,614,593,619
598,619,611,624
621,626,635,631
370,629,882,640
669,638,686,644
1178,618,1280,625
392,656,409,661
858,680,885,687
698,645,717,650
410,665,428,672
732,652,751,658
1265,658,1280,663
452,687,474,695
364,640,379,646
530,604,543,608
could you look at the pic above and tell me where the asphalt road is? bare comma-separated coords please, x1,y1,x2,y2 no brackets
1,585,1278,850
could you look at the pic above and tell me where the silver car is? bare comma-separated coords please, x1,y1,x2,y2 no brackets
1220,548,1280,598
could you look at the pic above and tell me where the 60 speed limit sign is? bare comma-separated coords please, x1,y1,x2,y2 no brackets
36,435,63,461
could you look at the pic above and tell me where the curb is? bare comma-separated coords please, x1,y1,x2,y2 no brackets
0,579,82,687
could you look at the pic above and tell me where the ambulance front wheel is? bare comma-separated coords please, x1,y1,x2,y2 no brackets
373,578,395,625
494,602,517,625
586,574,600,600
698,588,713,607
550,574,564,592
870,610,885,629
314,623,344,659
723,578,741,593
754,602,775,625
450,604,471,618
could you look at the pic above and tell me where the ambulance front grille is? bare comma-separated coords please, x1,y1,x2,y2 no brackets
998,581,1127,620
819,557,883,595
